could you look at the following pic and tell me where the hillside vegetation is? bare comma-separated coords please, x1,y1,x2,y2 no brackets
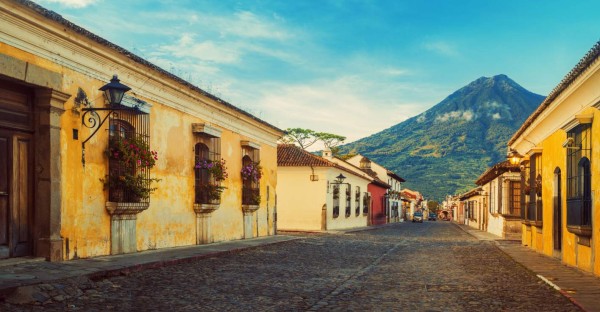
339,75,545,201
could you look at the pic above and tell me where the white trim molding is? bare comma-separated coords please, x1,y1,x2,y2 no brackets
561,113,594,132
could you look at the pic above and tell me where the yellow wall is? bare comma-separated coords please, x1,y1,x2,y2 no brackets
277,166,370,231
277,167,329,231
516,83,600,275
0,8,281,259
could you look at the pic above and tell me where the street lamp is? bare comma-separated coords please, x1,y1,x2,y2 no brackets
507,149,523,166
327,173,349,192
81,75,137,166
99,75,131,106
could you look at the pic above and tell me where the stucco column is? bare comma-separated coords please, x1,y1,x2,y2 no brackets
242,205,259,239
194,204,218,244
34,88,70,261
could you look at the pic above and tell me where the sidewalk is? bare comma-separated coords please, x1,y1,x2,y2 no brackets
456,223,600,312
0,235,300,300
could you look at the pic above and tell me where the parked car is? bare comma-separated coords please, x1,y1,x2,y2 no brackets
412,212,423,223
428,213,437,221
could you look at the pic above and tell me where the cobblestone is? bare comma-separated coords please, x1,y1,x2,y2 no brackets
1,222,581,311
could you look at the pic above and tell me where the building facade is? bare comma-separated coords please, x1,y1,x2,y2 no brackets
0,0,282,261
475,161,521,239
345,155,405,223
277,145,371,231
459,187,485,230
508,40,600,275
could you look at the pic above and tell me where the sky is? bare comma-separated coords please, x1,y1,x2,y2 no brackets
34,0,600,147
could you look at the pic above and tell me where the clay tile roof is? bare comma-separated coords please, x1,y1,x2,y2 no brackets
475,160,520,186
277,144,333,167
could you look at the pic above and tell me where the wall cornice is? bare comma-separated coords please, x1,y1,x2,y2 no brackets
0,2,282,147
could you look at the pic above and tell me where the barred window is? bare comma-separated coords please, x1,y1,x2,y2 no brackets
345,184,352,217
355,186,361,216
566,123,592,232
508,181,521,216
242,147,260,205
194,136,222,205
362,192,370,214
332,185,340,218
107,110,153,204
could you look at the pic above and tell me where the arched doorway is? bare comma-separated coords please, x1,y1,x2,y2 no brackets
553,167,562,255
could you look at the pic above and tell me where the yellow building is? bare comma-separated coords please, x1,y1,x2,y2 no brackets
277,145,371,231
508,40,600,275
0,0,283,261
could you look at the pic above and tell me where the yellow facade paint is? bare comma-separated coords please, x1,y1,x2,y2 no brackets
277,165,371,231
0,1,282,260
509,41,600,277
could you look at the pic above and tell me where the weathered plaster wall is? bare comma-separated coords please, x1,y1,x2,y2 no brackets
0,3,281,260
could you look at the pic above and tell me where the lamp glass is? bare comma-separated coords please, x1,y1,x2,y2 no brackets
99,75,131,106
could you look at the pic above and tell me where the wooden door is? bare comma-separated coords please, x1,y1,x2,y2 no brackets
0,131,33,258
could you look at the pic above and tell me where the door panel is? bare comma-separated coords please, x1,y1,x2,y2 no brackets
0,131,32,258
12,135,31,257
0,135,8,258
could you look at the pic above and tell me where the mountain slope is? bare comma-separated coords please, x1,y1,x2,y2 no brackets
340,75,544,201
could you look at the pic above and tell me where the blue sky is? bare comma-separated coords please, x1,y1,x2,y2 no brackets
35,0,600,144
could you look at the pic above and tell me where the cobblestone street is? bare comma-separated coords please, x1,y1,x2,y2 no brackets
3,222,580,311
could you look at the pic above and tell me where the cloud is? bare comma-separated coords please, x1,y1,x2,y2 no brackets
254,77,428,144
492,113,501,119
435,110,474,122
381,68,410,77
156,34,241,64
38,0,97,8
422,40,459,57
417,115,426,123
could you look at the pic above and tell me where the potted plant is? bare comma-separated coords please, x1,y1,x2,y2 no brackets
241,161,262,183
195,158,228,181
195,158,228,204
102,135,160,203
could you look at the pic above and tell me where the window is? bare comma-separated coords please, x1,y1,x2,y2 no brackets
194,137,222,205
345,184,352,217
241,146,260,206
521,153,542,225
508,181,521,216
332,185,340,218
566,123,592,234
106,110,154,204
362,192,370,214
489,181,496,214
355,186,360,216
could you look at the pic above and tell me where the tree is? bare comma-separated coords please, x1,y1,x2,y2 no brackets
282,128,347,156
427,200,440,212
315,132,346,156
281,128,319,150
